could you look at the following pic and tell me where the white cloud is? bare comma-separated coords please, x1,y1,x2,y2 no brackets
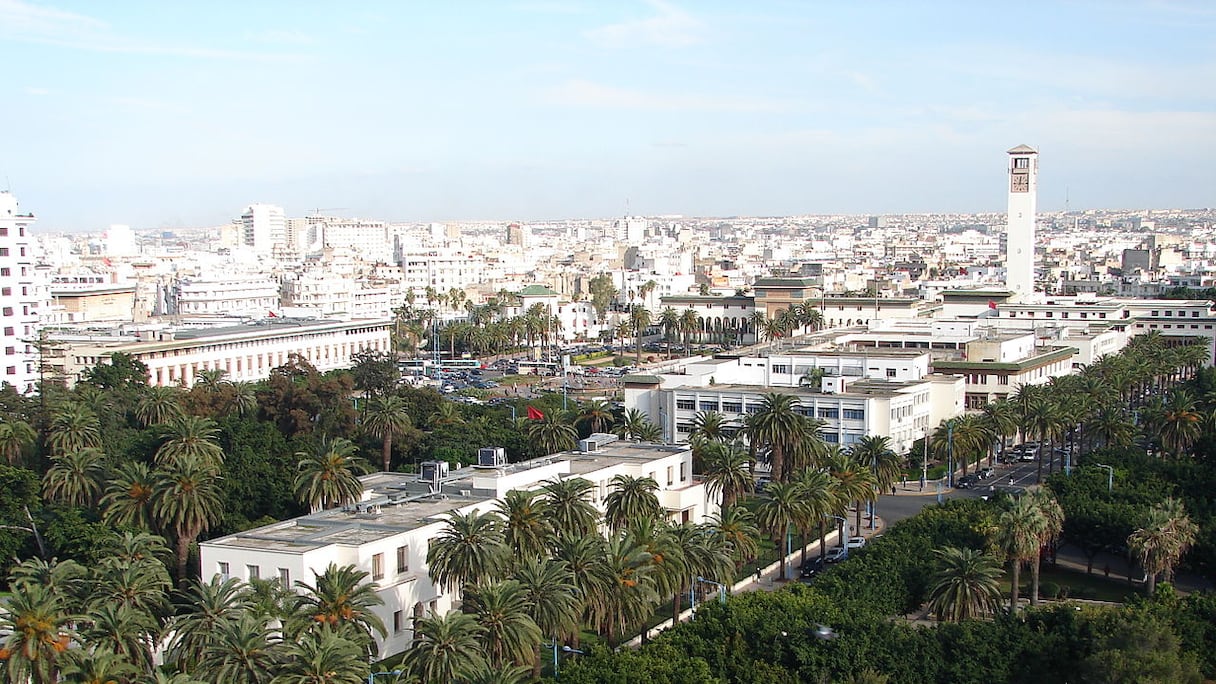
585,0,703,49
546,78,787,112
0,0,302,61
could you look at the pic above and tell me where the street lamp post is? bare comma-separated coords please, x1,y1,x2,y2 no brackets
1095,463,1114,493
947,419,955,489
545,642,585,680
690,575,727,613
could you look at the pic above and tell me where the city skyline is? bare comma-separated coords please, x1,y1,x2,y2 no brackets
3,0,1214,231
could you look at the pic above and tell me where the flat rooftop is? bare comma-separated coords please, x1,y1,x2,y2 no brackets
669,377,925,399
203,440,690,554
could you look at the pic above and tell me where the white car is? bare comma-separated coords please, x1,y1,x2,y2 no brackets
824,547,848,563
845,536,867,550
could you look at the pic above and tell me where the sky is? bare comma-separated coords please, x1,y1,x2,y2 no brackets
2,0,1214,231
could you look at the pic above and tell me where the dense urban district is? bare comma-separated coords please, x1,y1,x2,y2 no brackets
0,148,1215,683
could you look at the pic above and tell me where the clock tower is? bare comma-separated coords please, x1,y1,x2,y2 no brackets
1005,144,1038,301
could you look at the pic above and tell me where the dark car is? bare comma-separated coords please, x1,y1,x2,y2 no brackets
956,474,978,489
799,558,825,580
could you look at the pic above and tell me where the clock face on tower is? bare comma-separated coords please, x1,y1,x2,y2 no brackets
1011,173,1029,193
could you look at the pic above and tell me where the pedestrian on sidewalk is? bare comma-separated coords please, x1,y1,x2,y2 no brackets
891,485,897,496
755,567,762,583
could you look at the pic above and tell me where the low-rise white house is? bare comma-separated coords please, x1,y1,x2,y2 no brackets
199,437,715,659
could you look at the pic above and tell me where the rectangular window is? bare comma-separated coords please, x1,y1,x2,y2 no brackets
1,308,9,317
0,288,7,296
772,364,790,374
679,462,686,482
4,347,11,356
886,368,897,378
722,401,742,413
675,398,695,410
278,568,290,589
397,545,409,574
246,565,260,580
818,407,839,419
698,400,719,411
745,404,761,414
394,610,405,633
842,408,865,420
372,553,384,581
0,228,7,236
666,466,674,486
218,562,230,579
0,248,8,257
5,367,14,376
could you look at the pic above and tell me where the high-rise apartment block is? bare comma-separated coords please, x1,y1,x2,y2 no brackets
240,203,287,254
0,192,45,394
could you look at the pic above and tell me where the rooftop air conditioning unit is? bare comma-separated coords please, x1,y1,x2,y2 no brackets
420,460,449,486
579,433,619,452
477,447,507,468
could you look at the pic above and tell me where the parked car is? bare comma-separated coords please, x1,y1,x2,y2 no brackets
824,547,848,563
1018,450,1037,462
845,536,867,550
978,467,995,479
799,557,825,579
956,474,978,489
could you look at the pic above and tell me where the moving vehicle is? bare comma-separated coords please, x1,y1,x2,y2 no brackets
845,536,867,550
824,547,848,563
956,474,978,489
799,557,825,580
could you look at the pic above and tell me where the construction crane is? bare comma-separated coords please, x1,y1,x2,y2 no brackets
306,207,349,217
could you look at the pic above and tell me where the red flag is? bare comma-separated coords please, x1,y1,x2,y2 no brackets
268,310,279,318
987,300,997,310
527,406,544,420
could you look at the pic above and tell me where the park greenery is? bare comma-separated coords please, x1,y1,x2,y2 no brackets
0,329,1213,681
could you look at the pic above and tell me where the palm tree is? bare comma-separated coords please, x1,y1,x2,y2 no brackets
155,415,226,469
101,461,157,530
592,534,657,647
153,455,224,584
708,505,761,570
981,399,1018,462
426,510,508,594
58,649,140,684
926,547,1004,622
43,447,106,508
494,490,551,563
614,408,661,442
0,583,74,684
551,534,611,648
198,613,280,684
747,392,806,482
701,440,753,509
91,554,172,620
226,381,259,418
538,477,598,540
136,386,184,428
462,580,542,669
0,418,35,466
754,481,809,581
48,402,102,454
995,496,1046,613
527,411,578,456
511,557,580,679
362,395,413,472
289,563,386,655
293,438,371,512
272,628,369,684
630,304,652,364
78,601,160,673
574,399,614,436
603,474,663,532
167,576,252,672
1128,497,1199,595
659,307,680,359
1024,489,1065,606
794,467,838,565
679,308,701,355
402,611,488,684
1159,390,1202,459
828,454,878,533
850,435,899,494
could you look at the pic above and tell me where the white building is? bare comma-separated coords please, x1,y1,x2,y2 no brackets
104,224,138,257
624,348,963,454
0,192,46,394
200,437,715,658
56,318,391,387
173,277,281,318
241,204,287,254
